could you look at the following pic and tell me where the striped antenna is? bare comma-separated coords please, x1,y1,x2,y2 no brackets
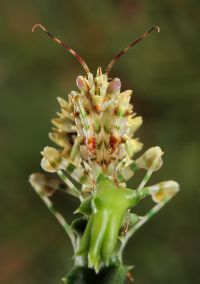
32,24,90,74
106,25,160,75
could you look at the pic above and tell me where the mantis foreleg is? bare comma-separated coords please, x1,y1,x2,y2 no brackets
29,173,76,248
119,180,179,258
117,146,163,183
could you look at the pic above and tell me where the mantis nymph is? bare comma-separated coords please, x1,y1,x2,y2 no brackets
30,24,179,281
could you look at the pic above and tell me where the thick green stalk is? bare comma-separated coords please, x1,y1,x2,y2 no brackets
64,264,127,284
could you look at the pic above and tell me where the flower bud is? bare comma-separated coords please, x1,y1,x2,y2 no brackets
127,116,143,135
151,180,180,203
57,97,70,110
107,78,121,94
96,67,103,76
125,138,143,157
116,90,132,117
49,132,72,149
76,76,89,93
136,146,163,171
51,117,74,132
29,173,56,196
41,147,62,172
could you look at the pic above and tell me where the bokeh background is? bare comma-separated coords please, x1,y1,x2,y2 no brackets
1,0,199,283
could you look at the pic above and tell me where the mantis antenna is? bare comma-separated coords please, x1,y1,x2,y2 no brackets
106,25,160,75
32,24,90,74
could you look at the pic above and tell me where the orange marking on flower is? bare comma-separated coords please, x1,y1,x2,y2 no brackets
110,134,121,153
94,104,102,113
88,136,96,153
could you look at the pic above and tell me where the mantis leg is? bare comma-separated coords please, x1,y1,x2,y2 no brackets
29,174,76,248
30,172,82,199
41,146,92,186
61,160,91,186
137,147,163,190
137,155,161,190
119,180,179,258
117,146,163,183
117,161,139,183
57,170,83,200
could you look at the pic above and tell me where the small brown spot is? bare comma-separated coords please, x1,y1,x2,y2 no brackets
114,107,118,115
121,136,126,143
83,136,87,145
120,222,129,236
67,133,76,146
110,134,121,152
42,186,55,197
125,109,132,116
74,111,80,117
85,108,90,115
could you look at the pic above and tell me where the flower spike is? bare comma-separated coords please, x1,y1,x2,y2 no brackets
30,23,180,281
106,25,160,75
32,23,90,74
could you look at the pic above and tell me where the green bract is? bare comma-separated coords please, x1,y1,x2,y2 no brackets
76,174,140,271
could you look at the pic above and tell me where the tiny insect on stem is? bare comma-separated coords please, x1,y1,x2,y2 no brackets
32,23,90,74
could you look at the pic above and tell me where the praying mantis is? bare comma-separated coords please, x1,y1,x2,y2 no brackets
30,24,179,278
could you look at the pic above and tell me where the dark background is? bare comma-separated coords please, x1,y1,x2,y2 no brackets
1,1,199,283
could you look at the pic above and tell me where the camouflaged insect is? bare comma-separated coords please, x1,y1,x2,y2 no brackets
30,24,179,277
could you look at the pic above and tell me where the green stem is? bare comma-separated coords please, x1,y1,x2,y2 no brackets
63,264,127,284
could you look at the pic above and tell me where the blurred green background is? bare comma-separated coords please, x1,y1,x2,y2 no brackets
1,0,199,283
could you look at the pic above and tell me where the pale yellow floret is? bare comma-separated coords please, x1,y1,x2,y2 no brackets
151,181,180,203
136,146,163,171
